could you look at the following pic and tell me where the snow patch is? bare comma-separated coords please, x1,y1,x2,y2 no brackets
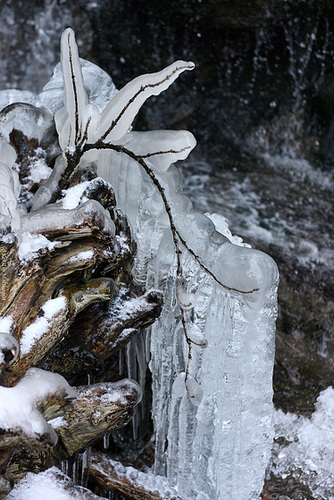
60,180,91,209
0,368,76,443
6,466,98,500
0,315,13,334
68,250,94,263
18,231,58,262
20,296,67,356
29,156,53,184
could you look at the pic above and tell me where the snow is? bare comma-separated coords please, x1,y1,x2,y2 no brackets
271,386,334,499
20,296,67,356
0,315,13,333
0,368,76,444
18,231,58,262
79,379,142,407
48,416,68,429
28,156,53,184
68,250,94,263
60,180,91,209
6,467,99,500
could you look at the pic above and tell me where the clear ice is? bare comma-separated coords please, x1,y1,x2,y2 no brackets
104,149,278,499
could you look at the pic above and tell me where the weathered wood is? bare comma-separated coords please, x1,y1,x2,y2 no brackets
0,370,75,487
89,451,182,500
0,375,142,489
44,288,163,380
0,430,53,487
0,476,11,499
0,77,164,499
54,380,142,457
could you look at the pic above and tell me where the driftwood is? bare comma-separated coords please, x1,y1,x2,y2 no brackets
0,430,53,487
89,451,182,500
53,380,142,458
0,125,163,497
44,289,163,382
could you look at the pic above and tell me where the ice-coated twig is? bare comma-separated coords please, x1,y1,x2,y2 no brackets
97,60,195,143
83,143,259,295
55,30,258,296
55,28,100,151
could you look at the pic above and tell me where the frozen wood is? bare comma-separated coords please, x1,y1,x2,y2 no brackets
44,288,163,380
0,430,53,488
54,380,142,457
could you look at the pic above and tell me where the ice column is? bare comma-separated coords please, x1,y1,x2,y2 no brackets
98,149,278,499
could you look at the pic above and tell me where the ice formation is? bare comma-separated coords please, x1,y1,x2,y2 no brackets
0,27,279,499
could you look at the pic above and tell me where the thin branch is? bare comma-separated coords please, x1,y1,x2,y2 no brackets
67,31,81,146
82,142,259,295
139,146,192,159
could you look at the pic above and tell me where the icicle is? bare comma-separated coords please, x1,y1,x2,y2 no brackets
103,432,110,450
72,456,77,484
80,446,91,488
61,459,69,475
126,340,139,440
118,349,123,375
